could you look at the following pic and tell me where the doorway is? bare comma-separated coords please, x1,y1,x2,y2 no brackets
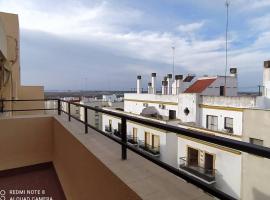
187,147,199,166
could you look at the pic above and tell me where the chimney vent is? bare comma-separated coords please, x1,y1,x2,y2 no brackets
264,60,270,68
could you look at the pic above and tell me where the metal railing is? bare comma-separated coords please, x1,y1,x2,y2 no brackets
138,140,160,156
1,98,270,200
179,157,216,183
127,135,138,145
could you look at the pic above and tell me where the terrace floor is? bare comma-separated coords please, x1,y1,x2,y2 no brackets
0,162,66,200
54,113,213,200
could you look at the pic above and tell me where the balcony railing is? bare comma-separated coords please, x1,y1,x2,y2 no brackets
1,98,270,200
113,129,121,138
127,135,138,145
138,140,160,156
179,157,216,184
105,125,112,133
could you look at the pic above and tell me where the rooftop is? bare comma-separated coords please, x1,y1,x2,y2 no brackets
184,78,216,93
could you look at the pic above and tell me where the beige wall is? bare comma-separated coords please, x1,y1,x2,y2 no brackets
0,12,44,114
0,116,141,200
53,119,140,200
0,116,53,170
242,109,270,200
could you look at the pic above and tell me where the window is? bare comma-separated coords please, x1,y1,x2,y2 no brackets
224,117,233,133
187,147,199,166
250,138,263,146
206,115,218,131
132,128,137,139
152,135,160,148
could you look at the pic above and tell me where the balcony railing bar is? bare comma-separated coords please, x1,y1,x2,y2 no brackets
63,100,270,159
2,99,270,200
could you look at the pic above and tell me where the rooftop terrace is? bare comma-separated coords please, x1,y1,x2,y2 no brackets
1,99,270,200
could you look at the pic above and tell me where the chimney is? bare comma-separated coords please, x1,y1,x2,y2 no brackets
137,75,142,94
174,75,183,94
230,68,237,77
148,82,152,94
151,73,157,94
162,77,168,95
167,74,172,95
263,61,270,84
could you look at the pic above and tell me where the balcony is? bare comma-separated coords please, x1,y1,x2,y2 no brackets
113,129,121,138
2,99,270,200
105,125,112,133
127,135,138,145
138,140,160,157
179,157,216,184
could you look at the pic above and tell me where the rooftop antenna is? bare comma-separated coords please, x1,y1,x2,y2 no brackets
224,0,230,96
172,45,175,81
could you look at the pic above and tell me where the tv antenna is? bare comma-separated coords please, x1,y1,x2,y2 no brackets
224,0,230,96
172,45,175,81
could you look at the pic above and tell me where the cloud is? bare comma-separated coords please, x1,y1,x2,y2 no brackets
177,21,205,34
1,0,270,90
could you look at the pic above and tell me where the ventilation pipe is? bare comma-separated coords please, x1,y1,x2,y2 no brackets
162,77,168,95
230,68,237,78
148,82,152,94
167,74,172,95
174,75,183,94
137,75,141,94
263,61,270,84
151,73,156,94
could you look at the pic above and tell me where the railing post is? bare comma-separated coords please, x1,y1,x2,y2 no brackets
121,117,127,160
68,102,71,121
57,99,61,115
84,107,88,134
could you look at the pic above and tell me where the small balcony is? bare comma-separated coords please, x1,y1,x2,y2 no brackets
127,135,138,145
179,157,216,184
138,140,160,157
105,125,112,133
113,129,121,138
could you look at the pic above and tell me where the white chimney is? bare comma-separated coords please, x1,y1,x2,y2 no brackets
230,68,237,78
167,74,172,95
174,75,183,94
137,75,142,94
151,73,157,94
148,82,152,94
162,77,168,95
263,61,270,84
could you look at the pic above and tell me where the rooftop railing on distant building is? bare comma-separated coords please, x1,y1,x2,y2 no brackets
1,98,270,200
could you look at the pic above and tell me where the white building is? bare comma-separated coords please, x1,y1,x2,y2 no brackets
80,95,123,130
102,61,270,199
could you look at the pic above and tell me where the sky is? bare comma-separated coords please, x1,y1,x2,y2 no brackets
1,0,270,91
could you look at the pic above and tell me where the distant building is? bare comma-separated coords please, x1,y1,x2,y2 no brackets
80,96,123,130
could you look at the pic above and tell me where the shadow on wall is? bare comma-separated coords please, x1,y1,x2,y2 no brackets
253,188,270,200
214,171,239,199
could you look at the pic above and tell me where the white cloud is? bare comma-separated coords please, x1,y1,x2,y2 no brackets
177,21,205,34
1,0,269,82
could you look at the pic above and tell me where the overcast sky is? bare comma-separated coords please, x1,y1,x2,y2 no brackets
1,0,270,91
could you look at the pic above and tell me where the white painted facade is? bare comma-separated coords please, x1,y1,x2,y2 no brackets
177,136,242,199
101,64,270,199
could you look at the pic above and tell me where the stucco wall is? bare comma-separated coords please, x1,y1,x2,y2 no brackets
0,116,141,200
242,109,270,200
0,116,53,170
177,136,242,199
53,119,140,200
